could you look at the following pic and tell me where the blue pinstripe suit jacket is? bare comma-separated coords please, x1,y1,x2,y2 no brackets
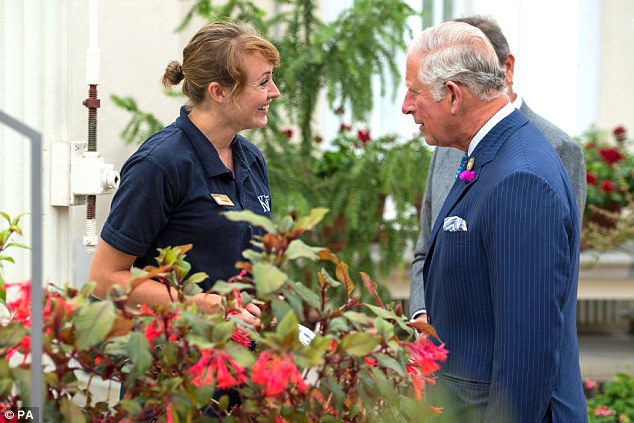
423,110,587,422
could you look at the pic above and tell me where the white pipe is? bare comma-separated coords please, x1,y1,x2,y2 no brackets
86,0,101,84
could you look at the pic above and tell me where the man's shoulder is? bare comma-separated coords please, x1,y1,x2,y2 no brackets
519,102,576,148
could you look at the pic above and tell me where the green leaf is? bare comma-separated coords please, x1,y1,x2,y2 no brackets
222,210,277,234
340,332,379,356
74,301,115,350
343,311,372,325
11,367,30,406
79,280,96,298
365,304,410,332
118,399,143,417
127,332,153,375
253,262,287,295
292,281,321,308
374,352,406,377
183,271,208,286
60,397,86,423
294,208,329,231
276,310,299,346
211,320,235,343
0,323,27,349
285,239,322,260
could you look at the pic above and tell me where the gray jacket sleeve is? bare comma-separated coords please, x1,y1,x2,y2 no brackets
409,151,436,317
410,147,464,318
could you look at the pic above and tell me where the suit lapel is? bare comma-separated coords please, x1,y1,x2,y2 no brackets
426,110,529,261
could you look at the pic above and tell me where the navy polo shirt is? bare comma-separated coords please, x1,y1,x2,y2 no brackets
101,107,271,291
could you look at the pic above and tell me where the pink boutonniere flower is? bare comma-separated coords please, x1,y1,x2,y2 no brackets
459,170,475,183
459,156,476,182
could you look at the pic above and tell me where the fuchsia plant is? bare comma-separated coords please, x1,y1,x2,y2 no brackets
0,209,447,422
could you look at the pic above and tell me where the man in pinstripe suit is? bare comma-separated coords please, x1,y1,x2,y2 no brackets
402,21,587,422
409,16,587,330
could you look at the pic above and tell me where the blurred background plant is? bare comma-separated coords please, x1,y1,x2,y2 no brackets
585,372,634,422
112,0,430,289
578,125,634,254
0,209,447,421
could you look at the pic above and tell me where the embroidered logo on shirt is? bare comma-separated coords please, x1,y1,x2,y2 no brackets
257,195,271,212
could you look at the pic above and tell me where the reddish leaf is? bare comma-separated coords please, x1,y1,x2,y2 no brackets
406,320,442,343
360,272,383,307
336,262,355,299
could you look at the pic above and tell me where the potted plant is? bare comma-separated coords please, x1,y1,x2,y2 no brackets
0,210,448,421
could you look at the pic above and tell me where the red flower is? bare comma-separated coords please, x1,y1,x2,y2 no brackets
613,125,627,142
282,129,293,139
231,330,251,348
357,129,371,144
601,179,615,193
586,172,597,185
6,335,31,363
585,142,596,150
599,147,625,165
251,351,307,397
143,309,180,345
406,336,448,377
5,280,32,325
188,348,246,389
339,123,352,132
363,356,377,367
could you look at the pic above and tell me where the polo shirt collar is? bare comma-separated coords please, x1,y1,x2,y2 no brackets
175,106,253,178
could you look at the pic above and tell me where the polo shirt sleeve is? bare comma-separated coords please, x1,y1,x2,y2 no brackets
101,157,176,257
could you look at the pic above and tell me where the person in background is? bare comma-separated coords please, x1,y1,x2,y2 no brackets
402,21,587,421
89,21,280,328
409,15,587,327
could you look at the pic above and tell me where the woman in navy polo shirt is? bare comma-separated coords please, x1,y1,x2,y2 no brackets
89,21,280,328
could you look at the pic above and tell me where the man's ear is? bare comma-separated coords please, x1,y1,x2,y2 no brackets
207,82,227,104
503,53,515,87
445,81,462,115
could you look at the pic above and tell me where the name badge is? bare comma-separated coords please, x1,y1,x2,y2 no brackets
210,193,235,207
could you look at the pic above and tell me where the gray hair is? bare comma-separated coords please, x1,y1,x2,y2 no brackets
407,21,506,102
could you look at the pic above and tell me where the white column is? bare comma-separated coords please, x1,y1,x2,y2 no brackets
1,1,73,286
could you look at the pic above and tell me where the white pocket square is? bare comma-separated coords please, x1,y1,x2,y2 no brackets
443,216,467,232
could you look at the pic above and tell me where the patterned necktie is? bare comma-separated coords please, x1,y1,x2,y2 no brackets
455,153,469,180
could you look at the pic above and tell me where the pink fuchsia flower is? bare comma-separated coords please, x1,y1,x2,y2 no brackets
613,125,627,142
586,172,597,185
601,179,615,194
5,280,32,325
599,147,625,165
594,405,614,416
188,348,246,389
143,310,180,345
357,129,371,144
459,170,475,183
231,330,251,348
251,351,307,397
406,336,448,377
6,335,31,363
